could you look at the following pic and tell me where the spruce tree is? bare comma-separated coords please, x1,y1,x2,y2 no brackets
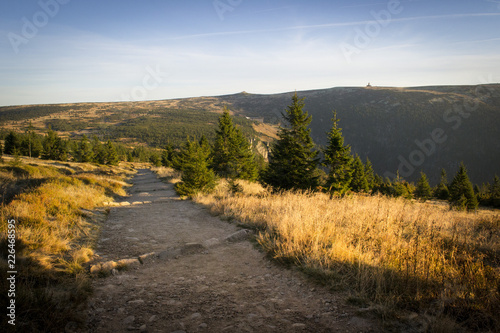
23,121,37,158
4,131,20,155
76,135,94,163
42,129,67,161
489,175,500,207
104,140,119,165
262,93,319,191
415,171,432,201
434,168,449,200
323,112,353,195
365,157,375,191
449,162,478,211
91,136,106,164
126,151,134,163
212,108,258,181
175,139,217,197
161,144,174,167
350,154,369,192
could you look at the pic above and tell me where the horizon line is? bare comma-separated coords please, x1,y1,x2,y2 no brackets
1,82,499,108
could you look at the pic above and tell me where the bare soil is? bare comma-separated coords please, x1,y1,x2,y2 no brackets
85,169,380,332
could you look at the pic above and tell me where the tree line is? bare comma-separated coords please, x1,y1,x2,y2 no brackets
2,95,498,211
1,127,120,165
170,94,499,211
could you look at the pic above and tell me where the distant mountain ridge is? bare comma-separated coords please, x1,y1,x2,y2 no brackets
217,84,500,184
1,84,499,184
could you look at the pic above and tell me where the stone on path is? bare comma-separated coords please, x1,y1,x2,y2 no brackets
224,229,252,243
180,243,205,255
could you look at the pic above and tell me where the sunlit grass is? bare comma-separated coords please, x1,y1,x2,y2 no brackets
151,166,182,184
0,157,134,331
195,180,500,330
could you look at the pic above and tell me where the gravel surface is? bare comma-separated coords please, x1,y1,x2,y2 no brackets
85,169,379,333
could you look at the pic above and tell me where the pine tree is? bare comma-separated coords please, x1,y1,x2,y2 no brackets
489,175,500,207
104,140,119,165
126,151,134,162
4,131,20,155
161,144,174,167
350,154,369,192
365,157,375,191
175,139,217,197
262,93,319,191
75,135,94,163
199,135,211,154
42,129,68,161
434,168,449,200
212,108,258,181
22,121,38,158
415,171,432,201
323,112,353,195
91,136,106,164
449,162,478,211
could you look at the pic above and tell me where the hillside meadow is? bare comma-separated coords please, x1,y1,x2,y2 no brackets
0,156,134,331
190,176,500,332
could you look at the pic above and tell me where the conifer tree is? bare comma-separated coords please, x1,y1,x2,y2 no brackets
22,121,38,158
199,135,212,154
149,153,161,167
434,168,449,200
76,135,94,163
323,112,353,195
449,162,478,211
415,171,432,201
489,175,500,207
262,93,319,190
212,108,258,181
91,136,106,164
104,140,119,165
161,144,174,167
4,131,20,155
350,154,369,192
42,129,67,161
365,157,375,191
126,151,134,163
175,139,217,197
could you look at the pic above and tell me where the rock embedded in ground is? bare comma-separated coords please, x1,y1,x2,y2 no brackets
180,243,205,255
224,229,252,243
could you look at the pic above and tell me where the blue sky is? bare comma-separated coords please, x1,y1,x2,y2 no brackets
1,0,499,106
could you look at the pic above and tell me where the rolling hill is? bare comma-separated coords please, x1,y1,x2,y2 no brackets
1,84,499,184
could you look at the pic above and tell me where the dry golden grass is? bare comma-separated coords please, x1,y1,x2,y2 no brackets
195,180,500,330
152,166,182,184
0,157,134,331
0,159,132,271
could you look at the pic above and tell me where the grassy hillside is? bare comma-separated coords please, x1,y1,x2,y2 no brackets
0,156,134,332
0,100,271,148
1,84,499,183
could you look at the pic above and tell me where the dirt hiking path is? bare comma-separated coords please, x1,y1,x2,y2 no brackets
86,169,378,332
